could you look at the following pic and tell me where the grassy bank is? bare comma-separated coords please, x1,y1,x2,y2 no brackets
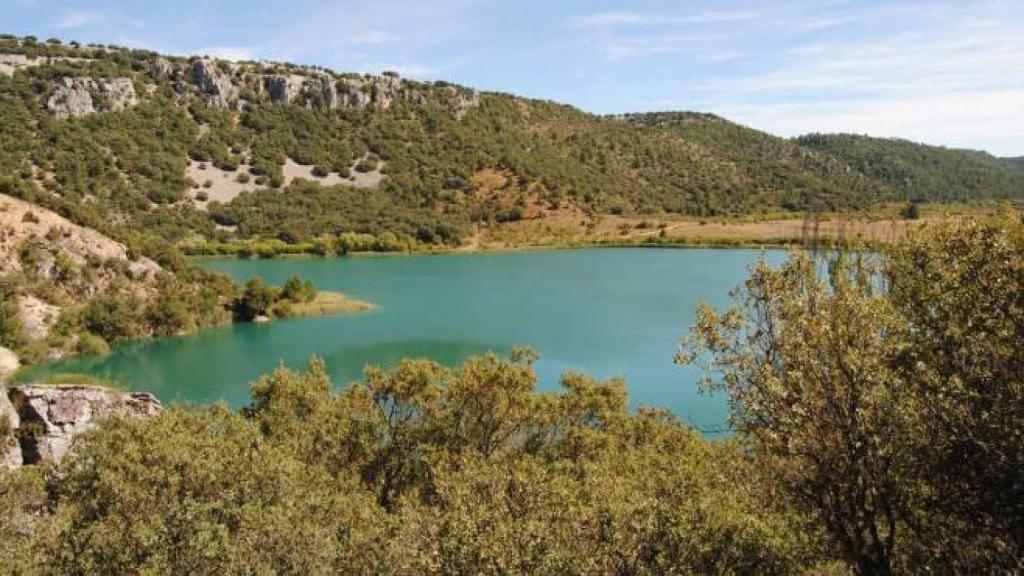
273,291,373,319
181,205,1006,259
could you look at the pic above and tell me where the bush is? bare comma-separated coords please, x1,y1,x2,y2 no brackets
354,157,378,173
75,332,110,357
233,278,277,321
81,292,142,343
311,165,330,178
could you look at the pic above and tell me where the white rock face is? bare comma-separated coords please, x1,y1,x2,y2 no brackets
263,74,306,104
0,346,19,379
46,77,138,119
1,377,23,469
149,57,174,79
190,58,237,108
9,385,162,465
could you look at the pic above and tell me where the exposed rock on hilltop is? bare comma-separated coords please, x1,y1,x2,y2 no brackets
46,76,137,118
190,58,238,109
4,384,161,466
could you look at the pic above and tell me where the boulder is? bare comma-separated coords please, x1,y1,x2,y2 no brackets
10,385,162,464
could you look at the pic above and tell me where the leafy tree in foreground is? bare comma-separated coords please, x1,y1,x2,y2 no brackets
680,210,1024,573
0,353,817,575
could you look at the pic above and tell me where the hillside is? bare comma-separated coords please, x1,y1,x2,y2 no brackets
1,35,1020,257
795,133,1023,202
0,193,234,365
1004,156,1024,175
618,112,888,211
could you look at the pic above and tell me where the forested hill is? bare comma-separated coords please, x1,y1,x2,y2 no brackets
1004,156,1024,175
0,34,1021,255
625,112,1024,206
795,133,1024,203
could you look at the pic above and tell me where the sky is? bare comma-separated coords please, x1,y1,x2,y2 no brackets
3,0,1022,155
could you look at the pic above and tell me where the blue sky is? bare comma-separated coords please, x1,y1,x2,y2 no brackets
3,0,1023,155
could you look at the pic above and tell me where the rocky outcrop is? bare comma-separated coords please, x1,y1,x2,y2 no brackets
263,74,306,105
17,296,59,342
0,346,19,379
190,58,237,108
336,77,372,108
46,77,138,119
445,85,481,119
8,385,162,465
149,57,174,80
0,193,160,278
1,381,22,469
256,70,478,115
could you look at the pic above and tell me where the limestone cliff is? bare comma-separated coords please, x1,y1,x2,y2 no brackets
46,76,137,118
5,384,161,466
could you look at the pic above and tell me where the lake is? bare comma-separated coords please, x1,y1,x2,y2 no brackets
16,248,783,432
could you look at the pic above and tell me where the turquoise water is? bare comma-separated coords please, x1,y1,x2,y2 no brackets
16,248,782,431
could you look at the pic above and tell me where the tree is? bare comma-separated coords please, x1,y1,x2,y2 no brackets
280,274,316,303
885,211,1024,568
234,277,277,321
679,212,1024,572
679,251,923,575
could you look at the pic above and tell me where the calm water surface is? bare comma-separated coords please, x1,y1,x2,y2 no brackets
17,248,783,431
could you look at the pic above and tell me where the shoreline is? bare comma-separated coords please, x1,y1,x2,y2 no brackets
9,290,373,385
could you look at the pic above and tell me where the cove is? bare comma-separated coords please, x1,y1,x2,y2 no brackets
16,248,783,432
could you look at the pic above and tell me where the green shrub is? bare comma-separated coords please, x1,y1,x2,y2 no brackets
75,332,110,357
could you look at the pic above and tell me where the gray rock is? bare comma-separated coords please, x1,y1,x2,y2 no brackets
149,57,173,79
190,59,236,108
304,74,337,108
263,74,304,104
10,385,162,464
337,78,371,108
0,346,19,379
1,381,23,469
46,77,94,118
448,86,480,119
46,77,138,119
99,78,138,112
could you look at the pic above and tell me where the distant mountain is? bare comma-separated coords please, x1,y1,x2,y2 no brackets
0,34,1020,254
794,133,1024,203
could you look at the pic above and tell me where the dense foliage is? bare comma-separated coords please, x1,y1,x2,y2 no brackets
796,133,1024,203
681,210,1024,573
0,352,822,574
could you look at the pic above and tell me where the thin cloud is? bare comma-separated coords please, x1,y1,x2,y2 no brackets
572,9,759,28
56,9,105,29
